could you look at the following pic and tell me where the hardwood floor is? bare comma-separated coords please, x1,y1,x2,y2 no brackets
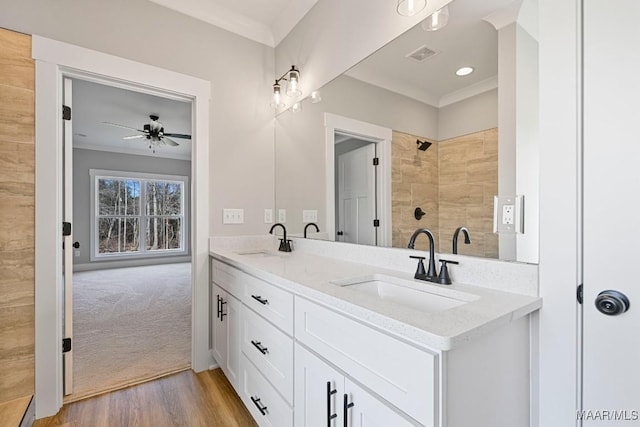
34,369,257,427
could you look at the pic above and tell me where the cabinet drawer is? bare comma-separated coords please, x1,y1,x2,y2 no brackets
210,258,243,296
239,354,293,427
295,297,437,427
242,273,293,335
242,305,294,404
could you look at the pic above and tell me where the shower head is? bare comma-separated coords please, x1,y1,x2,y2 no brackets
416,139,432,151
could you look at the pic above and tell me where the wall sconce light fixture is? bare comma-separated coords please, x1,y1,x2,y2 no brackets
397,0,427,17
421,5,449,31
272,65,301,108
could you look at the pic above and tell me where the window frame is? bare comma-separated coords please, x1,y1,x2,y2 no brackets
89,169,189,261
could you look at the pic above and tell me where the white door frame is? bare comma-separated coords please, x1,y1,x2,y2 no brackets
324,113,392,246
33,36,211,418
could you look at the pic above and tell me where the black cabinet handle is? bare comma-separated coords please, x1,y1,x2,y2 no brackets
343,394,354,427
327,381,337,427
251,340,269,355
220,299,227,321
250,396,268,416
216,295,221,319
251,294,269,305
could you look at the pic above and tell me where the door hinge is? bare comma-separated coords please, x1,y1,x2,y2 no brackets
373,219,380,227
577,284,583,304
62,105,71,121
372,157,379,166
62,222,71,236
62,338,72,353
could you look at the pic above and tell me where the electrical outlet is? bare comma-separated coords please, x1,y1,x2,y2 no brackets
264,209,273,224
493,195,524,234
223,208,244,224
502,205,515,225
303,209,318,223
278,209,286,223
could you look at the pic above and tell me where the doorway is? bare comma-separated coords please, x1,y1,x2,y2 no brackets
33,36,211,418
63,77,194,401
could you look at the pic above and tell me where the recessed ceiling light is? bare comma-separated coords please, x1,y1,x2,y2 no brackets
456,67,474,76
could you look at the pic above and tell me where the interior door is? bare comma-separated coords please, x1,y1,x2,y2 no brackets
62,77,74,395
336,143,376,245
582,1,640,423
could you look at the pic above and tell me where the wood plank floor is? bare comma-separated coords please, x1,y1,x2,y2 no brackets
34,369,257,427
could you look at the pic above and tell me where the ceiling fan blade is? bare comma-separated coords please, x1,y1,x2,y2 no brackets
163,133,191,139
162,137,180,146
102,122,146,133
123,135,145,140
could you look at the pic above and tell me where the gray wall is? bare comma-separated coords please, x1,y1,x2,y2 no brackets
73,148,191,269
438,89,498,141
0,0,275,236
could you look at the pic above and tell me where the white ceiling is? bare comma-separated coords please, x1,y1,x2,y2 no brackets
345,0,516,108
147,0,318,47
72,78,192,160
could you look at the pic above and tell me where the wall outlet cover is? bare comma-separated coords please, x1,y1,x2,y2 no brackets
302,209,318,223
493,195,524,234
223,208,244,224
278,209,286,223
264,209,273,224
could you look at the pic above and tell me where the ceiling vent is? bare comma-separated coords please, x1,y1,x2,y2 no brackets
406,45,440,62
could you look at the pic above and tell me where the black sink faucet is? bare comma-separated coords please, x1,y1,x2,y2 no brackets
304,222,319,238
269,223,292,252
407,228,437,280
452,226,471,254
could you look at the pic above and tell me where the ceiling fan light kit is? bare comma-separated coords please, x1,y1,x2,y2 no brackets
102,114,191,153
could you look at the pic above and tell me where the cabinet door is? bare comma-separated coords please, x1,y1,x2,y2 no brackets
211,283,227,369
344,379,415,427
295,344,344,427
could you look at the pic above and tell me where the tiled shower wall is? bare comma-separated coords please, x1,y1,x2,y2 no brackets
391,128,498,258
0,28,35,402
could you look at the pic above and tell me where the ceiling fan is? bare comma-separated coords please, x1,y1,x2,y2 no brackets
103,114,191,152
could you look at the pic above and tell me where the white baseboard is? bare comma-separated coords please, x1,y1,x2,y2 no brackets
73,256,191,272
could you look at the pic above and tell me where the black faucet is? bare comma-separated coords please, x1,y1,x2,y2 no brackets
407,228,437,280
303,222,319,238
452,226,471,254
269,223,292,252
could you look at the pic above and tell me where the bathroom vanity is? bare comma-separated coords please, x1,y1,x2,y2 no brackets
209,241,541,427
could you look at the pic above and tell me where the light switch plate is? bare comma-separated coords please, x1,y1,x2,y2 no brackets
302,209,318,223
264,209,273,224
278,209,286,223
493,195,524,234
223,208,244,224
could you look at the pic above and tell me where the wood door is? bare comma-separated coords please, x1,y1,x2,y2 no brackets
336,143,376,245
582,0,640,423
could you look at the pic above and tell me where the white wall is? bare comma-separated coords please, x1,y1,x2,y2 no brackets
72,148,191,268
0,0,275,236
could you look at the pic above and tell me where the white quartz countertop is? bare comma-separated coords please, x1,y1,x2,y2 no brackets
209,247,542,351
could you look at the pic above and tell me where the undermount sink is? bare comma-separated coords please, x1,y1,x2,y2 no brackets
331,274,478,313
234,250,278,258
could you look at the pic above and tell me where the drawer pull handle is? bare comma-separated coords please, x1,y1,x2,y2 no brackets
251,340,269,355
343,394,354,427
327,381,337,427
251,396,268,416
216,295,221,319
251,294,269,305
220,300,227,321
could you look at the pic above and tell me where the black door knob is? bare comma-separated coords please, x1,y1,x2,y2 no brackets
595,290,630,316
337,231,344,236
73,241,80,249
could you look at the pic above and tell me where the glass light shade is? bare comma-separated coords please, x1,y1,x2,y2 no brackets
291,102,302,113
421,5,449,31
271,82,286,108
397,0,427,17
286,68,302,97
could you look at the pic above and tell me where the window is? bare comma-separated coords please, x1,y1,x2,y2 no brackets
90,170,188,260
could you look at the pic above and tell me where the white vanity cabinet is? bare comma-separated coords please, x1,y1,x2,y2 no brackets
210,281,241,389
295,344,415,427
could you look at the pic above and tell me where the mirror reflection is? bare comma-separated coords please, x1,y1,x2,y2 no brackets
275,0,538,262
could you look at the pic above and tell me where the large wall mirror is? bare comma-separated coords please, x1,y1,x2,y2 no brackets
275,0,539,263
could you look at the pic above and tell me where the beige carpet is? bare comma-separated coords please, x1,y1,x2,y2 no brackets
68,263,191,402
